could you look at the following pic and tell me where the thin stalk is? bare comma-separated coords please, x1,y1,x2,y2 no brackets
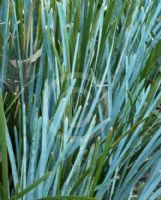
0,91,9,200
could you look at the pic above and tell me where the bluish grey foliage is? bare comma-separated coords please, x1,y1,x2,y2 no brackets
0,0,161,200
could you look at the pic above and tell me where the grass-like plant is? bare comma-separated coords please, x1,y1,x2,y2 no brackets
0,0,161,199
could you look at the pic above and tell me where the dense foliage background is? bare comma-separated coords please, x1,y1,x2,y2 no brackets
0,0,161,199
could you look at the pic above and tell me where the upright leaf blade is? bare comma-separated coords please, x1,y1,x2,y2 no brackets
0,91,9,200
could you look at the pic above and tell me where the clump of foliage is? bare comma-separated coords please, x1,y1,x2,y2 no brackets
0,0,161,199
